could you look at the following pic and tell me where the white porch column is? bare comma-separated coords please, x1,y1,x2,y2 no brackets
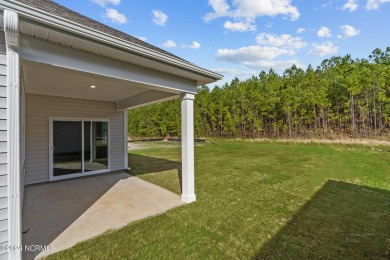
180,93,196,203
4,9,22,260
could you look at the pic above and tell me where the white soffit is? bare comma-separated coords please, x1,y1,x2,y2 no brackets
22,60,153,102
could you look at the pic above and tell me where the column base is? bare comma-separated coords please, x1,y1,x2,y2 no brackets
181,194,196,203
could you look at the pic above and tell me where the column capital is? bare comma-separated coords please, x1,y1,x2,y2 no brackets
180,93,195,100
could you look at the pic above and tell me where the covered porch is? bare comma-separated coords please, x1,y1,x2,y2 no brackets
18,29,198,258
19,31,199,201
0,4,221,259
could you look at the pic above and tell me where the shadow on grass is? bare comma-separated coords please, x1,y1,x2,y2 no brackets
129,153,182,194
254,180,390,259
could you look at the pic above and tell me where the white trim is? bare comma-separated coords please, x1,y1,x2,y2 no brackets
49,169,110,182
181,194,197,203
20,65,25,208
49,117,110,182
5,9,22,260
123,110,128,170
81,120,85,174
181,93,195,101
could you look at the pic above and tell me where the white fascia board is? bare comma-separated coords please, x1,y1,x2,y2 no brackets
0,0,223,84
21,35,198,94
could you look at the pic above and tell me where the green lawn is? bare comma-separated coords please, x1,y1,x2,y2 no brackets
49,140,390,259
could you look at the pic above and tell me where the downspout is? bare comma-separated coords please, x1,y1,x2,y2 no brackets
124,110,128,170
4,9,21,260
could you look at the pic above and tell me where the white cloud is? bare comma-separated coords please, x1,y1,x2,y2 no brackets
215,46,300,70
224,21,256,32
256,33,307,49
204,0,300,22
318,1,334,9
137,36,147,41
296,27,305,34
162,40,177,48
308,41,339,57
366,0,390,9
216,45,294,63
242,60,301,70
234,0,300,20
317,27,332,37
341,0,359,11
184,41,201,49
152,10,168,26
340,25,360,37
205,0,231,21
213,68,257,76
104,8,127,24
91,0,120,7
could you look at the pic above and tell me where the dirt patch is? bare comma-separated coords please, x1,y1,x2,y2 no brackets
128,143,144,150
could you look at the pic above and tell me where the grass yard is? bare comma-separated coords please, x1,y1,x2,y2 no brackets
49,140,390,259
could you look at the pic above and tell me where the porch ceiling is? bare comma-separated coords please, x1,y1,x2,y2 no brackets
22,60,178,107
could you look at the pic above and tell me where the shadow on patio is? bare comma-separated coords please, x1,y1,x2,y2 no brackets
22,157,183,259
254,180,390,259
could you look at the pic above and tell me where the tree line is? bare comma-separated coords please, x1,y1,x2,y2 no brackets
128,47,390,139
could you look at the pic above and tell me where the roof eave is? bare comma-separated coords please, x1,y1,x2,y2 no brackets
0,0,223,84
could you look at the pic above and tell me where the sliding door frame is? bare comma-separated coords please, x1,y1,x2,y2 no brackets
49,117,110,181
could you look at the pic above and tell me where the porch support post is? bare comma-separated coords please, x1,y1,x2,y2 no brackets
4,9,22,260
180,93,196,203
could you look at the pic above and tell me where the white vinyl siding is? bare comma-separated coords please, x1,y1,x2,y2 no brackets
25,93,125,185
0,30,8,258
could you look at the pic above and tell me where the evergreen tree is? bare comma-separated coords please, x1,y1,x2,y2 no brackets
128,47,390,139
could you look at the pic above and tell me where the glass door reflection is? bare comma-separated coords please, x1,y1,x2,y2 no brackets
53,120,82,177
84,121,108,172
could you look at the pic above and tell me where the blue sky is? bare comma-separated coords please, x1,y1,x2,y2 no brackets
54,0,390,87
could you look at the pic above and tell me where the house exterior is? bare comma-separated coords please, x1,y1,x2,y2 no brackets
0,0,222,259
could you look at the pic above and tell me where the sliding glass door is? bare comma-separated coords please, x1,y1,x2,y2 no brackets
52,121,83,177
50,118,109,180
84,121,109,172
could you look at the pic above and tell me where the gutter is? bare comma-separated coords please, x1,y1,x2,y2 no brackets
0,0,223,82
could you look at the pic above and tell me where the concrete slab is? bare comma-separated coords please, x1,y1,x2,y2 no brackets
22,172,184,259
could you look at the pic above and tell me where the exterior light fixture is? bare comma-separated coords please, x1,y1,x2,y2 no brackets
90,85,96,89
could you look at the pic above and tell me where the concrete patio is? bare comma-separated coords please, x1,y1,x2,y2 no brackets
22,172,184,259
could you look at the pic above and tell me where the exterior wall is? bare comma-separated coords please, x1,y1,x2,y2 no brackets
0,31,8,259
25,93,125,185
